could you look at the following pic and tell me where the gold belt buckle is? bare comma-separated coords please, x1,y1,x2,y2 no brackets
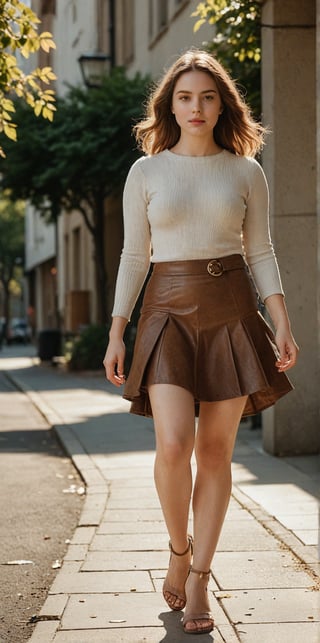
207,259,224,277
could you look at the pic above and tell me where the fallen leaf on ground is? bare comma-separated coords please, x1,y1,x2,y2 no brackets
52,560,62,569
4,560,34,565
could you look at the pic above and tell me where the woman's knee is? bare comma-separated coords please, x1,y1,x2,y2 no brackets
195,439,232,470
156,431,193,467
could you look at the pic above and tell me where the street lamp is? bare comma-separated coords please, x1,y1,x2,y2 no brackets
78,53,111,88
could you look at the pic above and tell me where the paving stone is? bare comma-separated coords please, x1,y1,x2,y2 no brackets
235,622,320,643
106,496,161,509
219,588,320,624
224,508,255,522
82,550,169,571
152,572,220,593
79,495,107,526
28,621,59,642
80,467,107,486
276,514,318,530
50,570,153,594
90,532,168,551
293,530,318,546
64,544,89,561
217,519,278,551
39,593,68,617
213,550,314,589
87,484,112,495
97,520,167,535
102,467,155,481
102,508,164,522
238,483,318,511
52,624,222,642
60,592,229,629
108,486,159,500
108,477,155,489
94,453,155,469
254,500,318,516
71,526,96,544
217,624,242,643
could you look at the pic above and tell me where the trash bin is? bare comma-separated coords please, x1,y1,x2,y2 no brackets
38,329,62,361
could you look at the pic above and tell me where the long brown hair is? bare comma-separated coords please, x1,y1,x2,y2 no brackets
134,50,266,157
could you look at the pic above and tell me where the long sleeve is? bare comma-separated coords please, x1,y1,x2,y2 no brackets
242,161,284,301
112,161,151,319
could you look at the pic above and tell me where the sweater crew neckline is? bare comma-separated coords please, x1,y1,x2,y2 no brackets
164,148,226,160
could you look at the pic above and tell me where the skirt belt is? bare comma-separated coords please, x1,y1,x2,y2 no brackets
152,254,245,277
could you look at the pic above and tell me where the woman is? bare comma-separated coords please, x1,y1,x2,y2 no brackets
103,50,298,635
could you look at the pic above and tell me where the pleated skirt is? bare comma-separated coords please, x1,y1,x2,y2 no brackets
123,254,293,418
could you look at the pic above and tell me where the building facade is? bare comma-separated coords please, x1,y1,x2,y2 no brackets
25,0,319,454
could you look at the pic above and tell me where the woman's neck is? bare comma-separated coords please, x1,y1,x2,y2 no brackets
170,137,221,157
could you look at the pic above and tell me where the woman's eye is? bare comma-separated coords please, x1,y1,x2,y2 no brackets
204,95,214,101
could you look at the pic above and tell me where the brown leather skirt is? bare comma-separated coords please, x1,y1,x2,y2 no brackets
123,255,293,418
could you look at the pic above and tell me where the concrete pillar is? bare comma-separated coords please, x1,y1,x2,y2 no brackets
261,0,319,454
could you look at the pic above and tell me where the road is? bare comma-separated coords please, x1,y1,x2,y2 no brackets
0,357,83,643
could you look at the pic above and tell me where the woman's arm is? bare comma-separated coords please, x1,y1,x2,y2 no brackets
103,316,128,386
264,294,299,372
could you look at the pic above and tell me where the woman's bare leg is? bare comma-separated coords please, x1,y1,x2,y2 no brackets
183,395,248,633
148,384,195,609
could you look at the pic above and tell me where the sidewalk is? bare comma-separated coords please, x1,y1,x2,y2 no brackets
1,346,319,643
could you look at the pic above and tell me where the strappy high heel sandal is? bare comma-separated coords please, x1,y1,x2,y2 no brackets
162,535,193,611
182,567,214,634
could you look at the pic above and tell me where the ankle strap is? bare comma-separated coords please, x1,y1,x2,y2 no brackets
189,566,211,579
169,535,193,557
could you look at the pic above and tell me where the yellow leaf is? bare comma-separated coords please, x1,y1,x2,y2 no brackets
34,103,42,117
44,102,56,111
40,31,55,39
2,99,15,113
40,38,56,53
1,111,12,121
193,18,206,33
3,123,17,141
42,106,54,121
46,110,54,122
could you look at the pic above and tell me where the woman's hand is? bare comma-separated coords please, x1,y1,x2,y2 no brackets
274,326,299,372
264,294,299,372
103,316,128,386
103,338,126,386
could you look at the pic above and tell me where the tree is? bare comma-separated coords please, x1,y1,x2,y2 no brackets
0,195,25,336
0,67,150,324
192,0,263,117
0,0,56,156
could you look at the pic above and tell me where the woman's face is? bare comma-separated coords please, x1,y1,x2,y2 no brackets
171,70,223,139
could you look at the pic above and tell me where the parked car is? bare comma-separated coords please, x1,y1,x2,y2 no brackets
7,318,32,344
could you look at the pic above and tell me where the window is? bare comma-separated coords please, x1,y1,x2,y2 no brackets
149,0,153,38
122,0,134,65
157,0,168,30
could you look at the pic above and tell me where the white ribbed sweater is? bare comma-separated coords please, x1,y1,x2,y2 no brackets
112,149,283,319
